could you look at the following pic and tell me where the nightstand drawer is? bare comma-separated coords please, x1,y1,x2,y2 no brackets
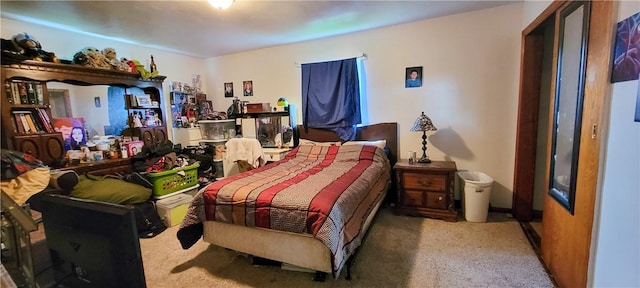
402,189,424,207
425,192,448,210
403,173,446,191
262,148,291,162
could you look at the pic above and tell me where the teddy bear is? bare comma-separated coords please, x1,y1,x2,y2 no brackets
102,47,130,71
74,47,111,69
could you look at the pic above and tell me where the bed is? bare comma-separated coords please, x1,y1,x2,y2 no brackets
177,122,398,280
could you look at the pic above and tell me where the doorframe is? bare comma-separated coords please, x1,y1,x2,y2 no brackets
48,89,73,118
512,0,565,221
514,1,617,287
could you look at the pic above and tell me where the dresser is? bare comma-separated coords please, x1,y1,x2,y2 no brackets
394,160,457,222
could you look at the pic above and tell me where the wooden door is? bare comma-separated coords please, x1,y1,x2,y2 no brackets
514,1,615,287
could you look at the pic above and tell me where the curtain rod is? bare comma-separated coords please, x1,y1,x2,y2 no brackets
295,53,368,68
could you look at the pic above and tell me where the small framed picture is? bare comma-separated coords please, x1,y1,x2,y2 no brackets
243,80,253,96
224,82,234,98
405,66,423,88
135,94,152,106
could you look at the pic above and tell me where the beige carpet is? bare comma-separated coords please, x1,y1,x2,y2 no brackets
139,207,554,288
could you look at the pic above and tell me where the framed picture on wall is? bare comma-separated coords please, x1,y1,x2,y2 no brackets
243,80,253,96
224,82,234,98
405,66,423,88
611,12,640,83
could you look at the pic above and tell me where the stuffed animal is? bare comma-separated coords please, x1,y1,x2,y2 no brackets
74,47,110,69
102,48,130,71
131,59,159,79
2,33,58,63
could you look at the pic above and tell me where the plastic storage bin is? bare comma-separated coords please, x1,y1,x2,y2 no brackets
198,119,236,142
458,171,494,222
156,193,194,227
147,163,200,199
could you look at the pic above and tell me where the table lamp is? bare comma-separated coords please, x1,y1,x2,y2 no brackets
410,111,437,163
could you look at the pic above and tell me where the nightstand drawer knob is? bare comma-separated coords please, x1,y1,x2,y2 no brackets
438,196,443,201
418,180,432,186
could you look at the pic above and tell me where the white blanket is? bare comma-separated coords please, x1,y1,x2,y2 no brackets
224,138,264,168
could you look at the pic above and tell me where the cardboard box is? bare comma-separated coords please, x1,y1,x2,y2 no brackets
246,103,271,113
156,193,194,227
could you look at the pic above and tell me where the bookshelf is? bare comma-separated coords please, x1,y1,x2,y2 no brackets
2,78,65,164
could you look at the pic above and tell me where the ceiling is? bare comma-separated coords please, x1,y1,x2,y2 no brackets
1,1,518,59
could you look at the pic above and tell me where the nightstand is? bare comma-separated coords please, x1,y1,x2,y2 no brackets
262,148,291,163
394,160,457,221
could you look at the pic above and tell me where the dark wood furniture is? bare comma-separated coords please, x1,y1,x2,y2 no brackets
296,122,399,204
394,160,457,221
61,158,132,176
1,60,165,173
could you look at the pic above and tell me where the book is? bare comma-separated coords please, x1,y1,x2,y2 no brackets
26,82,37,104
18,113,32,133
17,82,28,104
11,82,20,104
14,113,25,134
38,108,54,133
23,112,39,132
5,83,14,104
35,83,44,105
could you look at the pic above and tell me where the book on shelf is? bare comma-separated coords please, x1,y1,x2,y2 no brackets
17,113,32,133
14,112,25,134
35,83,44,105
5,83,14,104
17,82,28,104
12,110,49,134
26,83,37,104
37,108,54,133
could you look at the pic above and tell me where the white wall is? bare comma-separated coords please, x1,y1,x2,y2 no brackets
2,3,529,210
1,18,208,139
204,3,523,208
591,2,640,287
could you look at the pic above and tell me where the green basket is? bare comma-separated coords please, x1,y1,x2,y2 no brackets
147,163,199,198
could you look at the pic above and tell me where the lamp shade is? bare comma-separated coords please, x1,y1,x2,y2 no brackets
410,112,437,132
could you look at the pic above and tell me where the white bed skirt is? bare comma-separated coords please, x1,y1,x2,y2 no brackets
202,176,389,274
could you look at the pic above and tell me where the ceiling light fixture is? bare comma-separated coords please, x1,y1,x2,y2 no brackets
208,0,234,9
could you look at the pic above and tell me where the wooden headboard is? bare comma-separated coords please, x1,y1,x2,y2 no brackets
295,122,398,166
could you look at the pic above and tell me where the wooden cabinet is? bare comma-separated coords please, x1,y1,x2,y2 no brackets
61,158,132,176
394,160,457,222
124,126,167,147
1,60,165,171
1,76,65,165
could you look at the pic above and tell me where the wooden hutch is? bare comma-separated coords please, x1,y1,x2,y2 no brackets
1,60,166,174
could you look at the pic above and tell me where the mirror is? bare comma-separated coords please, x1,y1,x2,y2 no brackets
548,1,590,214
46,83,146,142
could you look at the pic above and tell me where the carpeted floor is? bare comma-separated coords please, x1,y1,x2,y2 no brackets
139,207,554,288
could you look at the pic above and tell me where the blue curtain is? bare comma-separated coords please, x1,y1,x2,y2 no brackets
301,57,361,141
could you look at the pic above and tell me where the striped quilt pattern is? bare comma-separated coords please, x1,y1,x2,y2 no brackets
195,144,390,275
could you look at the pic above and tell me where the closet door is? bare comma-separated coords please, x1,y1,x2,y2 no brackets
540,1,615,287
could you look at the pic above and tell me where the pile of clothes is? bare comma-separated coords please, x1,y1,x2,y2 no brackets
131,140,196,173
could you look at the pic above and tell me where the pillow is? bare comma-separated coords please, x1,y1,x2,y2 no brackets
298,138,342,146
342,140,387,149
70,174,151,205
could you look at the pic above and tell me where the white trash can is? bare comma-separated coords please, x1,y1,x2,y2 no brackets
458,171,494,223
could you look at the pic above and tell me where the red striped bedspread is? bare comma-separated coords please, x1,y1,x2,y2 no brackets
178,144,390,276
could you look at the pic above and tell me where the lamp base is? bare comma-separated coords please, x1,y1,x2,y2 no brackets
418,157,431,164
